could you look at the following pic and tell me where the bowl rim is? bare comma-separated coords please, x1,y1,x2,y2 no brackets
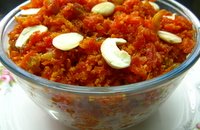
0,0,200,94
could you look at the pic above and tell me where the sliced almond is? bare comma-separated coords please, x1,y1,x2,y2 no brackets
52,33,83,51
149,1,160,11
20,8,41,15
158,31,182,44
101,38,131,69
163,13,176,20
91,2,115,17
15,25,48,48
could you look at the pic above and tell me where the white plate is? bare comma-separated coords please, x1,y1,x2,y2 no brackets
0,59,200,130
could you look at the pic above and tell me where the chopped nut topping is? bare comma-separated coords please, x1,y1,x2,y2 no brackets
158,31,182,44
91,2,115,17
52,33,83,51
101,38,131,69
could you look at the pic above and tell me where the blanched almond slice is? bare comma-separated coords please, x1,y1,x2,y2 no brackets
149,1,160,11
16,25,48,48
101,38,131,69
20,8,41,15
163,13,176,20
91,2,115,17
158,31,182,44
52,33,83,51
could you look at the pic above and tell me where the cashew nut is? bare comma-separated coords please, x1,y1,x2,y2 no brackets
20,8,41,15
91,2,115,17
101,38,131,69
52,32,83,51
15,25,48,48
158,31,182,44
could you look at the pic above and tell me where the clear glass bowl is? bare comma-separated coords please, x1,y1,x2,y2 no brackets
0,0,200,130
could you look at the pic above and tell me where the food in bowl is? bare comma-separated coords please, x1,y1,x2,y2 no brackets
8,0,195,86
0,0,199,130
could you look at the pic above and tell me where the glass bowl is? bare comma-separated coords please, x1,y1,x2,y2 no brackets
0,0,200,130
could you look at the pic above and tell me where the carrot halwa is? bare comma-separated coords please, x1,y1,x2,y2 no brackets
8,0,195,87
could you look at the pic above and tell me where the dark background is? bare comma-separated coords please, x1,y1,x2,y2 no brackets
0,0,199,19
